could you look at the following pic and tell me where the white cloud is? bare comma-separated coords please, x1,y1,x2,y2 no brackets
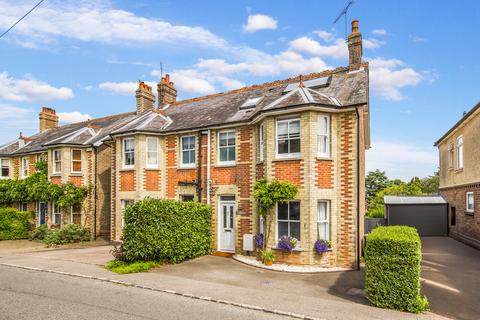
372,29,387,36
99,81,139,96
313,30,335,42
411,35,427,43
0,72,74,102
363,38,385,49
169,70,216,95
243,14,278,33
368,58,422,101
367,141,438,180
289,36,347,59
275,51,330,74
58,111,92,124
0,104,33,119
0,0,227,48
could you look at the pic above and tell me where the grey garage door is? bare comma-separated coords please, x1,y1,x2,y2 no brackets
386,203,448,236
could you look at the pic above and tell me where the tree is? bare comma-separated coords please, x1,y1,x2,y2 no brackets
366,170,392,206
420,171,439,194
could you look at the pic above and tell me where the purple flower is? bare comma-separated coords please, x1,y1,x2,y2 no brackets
255,234,264,248
277,235,294,253
314,239,330,254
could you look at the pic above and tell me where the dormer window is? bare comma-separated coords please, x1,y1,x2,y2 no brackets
240,97,263,110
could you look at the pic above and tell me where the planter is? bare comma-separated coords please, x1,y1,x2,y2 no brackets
365,218,387,235
264,260,273,266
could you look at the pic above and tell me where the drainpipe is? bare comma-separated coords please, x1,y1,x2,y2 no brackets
206,129,211,205
92,147,97,240
355,107,361,271
197,130,203,203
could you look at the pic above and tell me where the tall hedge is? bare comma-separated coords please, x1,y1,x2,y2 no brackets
0,208,33,240
364,226,429,313
121,198,212,263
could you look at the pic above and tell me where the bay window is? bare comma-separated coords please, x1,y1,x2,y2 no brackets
122,138,135,169
317,201,330,241
276,118,300,157
146,137,159,168
317,115,330,158
180,135,195,168
52,149,61,174
218,130,236,165
121,199,134,228
277,201,300,243
259,124,264,162
1,158,9,178
52,203,61,226
71,149,82,173
21,157,28,179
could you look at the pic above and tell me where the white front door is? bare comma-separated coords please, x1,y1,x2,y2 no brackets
219,199,235,252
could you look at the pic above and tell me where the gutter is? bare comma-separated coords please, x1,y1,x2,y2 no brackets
196,130,203,202
93,147,97,240
206,129,211,205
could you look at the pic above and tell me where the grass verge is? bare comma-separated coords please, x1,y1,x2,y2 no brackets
105,260,161,274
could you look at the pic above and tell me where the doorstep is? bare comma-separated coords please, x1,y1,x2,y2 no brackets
233,254,350,273
212,251,235,258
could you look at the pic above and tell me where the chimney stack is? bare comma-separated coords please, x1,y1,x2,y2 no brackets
348,20,362,70
135,81,155,114
39,107,58,133
157,74,177,108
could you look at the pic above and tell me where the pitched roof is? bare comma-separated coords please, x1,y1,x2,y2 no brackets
0,65,369,155
384,195,447,205
434,101,480,146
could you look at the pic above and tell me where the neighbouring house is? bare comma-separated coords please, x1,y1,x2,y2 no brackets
435,102,480,249
0,20,370,268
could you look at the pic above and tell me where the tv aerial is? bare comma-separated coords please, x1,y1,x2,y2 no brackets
333,0,355,40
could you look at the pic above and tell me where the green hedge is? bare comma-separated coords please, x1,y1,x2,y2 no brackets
365,226,429,313
43,224,91,246
0,208,33,240
121,198,212,263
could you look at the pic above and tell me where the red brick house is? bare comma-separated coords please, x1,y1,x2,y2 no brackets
0,20,370,268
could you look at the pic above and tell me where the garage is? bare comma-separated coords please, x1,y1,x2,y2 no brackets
384,196,448,236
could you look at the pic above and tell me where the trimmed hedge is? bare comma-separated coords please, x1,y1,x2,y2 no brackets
365,226,429,313
121,198,212,263
43,224,91,246
0,208,33,240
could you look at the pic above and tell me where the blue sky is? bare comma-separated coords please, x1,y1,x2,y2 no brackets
0,0,479,180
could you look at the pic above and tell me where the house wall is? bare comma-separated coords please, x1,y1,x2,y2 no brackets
438,109,480,249
110,107,365,268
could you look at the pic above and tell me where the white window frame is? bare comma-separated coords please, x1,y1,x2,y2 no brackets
180,135,196,168
466,192,474,213
145,137,159,169
317,201,331,241
457,136,463,169
0,158,9,179
21,157,29,179
276,118,301,158
317,115,330,158
217,130,236,166
259,124,264,162
71,149,82,173
122,138,135,169
448,143,454,168
121,199,134,228
276,201,301,247
52,149,62,174
70,204,82,224
52,203,61,226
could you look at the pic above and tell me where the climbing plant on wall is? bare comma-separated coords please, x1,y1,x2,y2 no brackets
0,159,90,208
253,179,298,250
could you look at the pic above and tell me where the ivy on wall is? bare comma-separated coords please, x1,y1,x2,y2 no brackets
0,159,90,208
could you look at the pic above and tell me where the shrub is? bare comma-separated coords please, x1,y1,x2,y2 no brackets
43,224,91,246
0,208,33,240
314,239,330,254
121,198,212,263
260,249,274,263
105,260,160,274
366,206,385,218
364,226,429,313
30,225,51,240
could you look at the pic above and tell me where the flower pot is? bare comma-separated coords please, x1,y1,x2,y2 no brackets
265,260,273,266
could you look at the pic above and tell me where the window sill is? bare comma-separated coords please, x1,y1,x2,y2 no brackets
120,168,135,172
178,166,196,170
465,211,474,216
145,167,160,171
455,168,464,173
316,157,333,161
51,173,61,177
69,173,83,177
271,247,306,253
272,157,302,162
215,163,236,168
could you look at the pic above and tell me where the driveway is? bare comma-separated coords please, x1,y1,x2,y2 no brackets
421,237,480,320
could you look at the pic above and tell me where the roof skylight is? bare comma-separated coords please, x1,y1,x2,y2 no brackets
239,97,263,109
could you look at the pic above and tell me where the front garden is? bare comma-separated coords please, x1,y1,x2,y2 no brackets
106,197,211,273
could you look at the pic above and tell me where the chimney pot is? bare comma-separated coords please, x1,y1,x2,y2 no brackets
39,106,59,133
348,19,363,70
157,73,177,108
135,81,155,113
